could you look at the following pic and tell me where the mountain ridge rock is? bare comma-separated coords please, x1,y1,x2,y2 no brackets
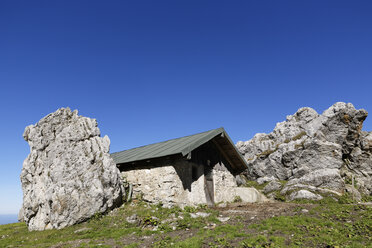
237,102,371,200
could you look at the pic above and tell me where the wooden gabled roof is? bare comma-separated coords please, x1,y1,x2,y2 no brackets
111,127,248,172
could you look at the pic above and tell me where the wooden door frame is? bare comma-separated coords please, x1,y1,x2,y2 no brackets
204,164,214,206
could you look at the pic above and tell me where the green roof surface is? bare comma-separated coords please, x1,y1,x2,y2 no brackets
111,127,247,170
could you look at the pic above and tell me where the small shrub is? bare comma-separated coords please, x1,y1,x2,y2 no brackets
142,215,159,226
233,196,242,203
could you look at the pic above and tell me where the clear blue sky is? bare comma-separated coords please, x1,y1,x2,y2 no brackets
1,0,371,215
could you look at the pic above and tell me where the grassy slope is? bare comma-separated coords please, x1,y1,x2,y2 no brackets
0,202,371,248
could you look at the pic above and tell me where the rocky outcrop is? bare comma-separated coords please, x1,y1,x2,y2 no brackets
237,102,372,201
20,108,123,231
288,190,323,201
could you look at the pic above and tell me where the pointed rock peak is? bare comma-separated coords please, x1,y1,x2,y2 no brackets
20,108,123,231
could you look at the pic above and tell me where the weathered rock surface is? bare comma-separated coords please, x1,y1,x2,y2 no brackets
288,190,323,201
263,180,283,194
20,108,123,231
237,102,372,200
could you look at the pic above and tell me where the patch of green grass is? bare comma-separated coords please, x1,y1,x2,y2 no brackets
155,203,371,248
172,235,204,248
153,236,175,248
124,243,140,248
1,201,371,248
244,180,269,190
337,192,355,204
240,235,284,248
0,202,187,247
361,194,372,202
183,206,197,213
291,192,356,205
247,203,371,248
175,209,220,230
171,224,249,248
273,191,286,202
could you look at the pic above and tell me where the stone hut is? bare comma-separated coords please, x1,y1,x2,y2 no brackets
111,128,265,207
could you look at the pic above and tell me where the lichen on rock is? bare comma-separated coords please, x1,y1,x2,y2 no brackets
20,108,123,231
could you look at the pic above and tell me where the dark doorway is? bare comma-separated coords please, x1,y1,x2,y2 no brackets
204,165,214,206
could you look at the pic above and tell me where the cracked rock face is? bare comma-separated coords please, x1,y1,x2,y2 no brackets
20,108,123,231
237,102,372,200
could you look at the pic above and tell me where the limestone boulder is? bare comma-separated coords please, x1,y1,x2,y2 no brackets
288,190,323,201
237,102,372,199
233,187,269,203
263,180,283,194
257,176,276,185
286,169,345,192
20,108,123,231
